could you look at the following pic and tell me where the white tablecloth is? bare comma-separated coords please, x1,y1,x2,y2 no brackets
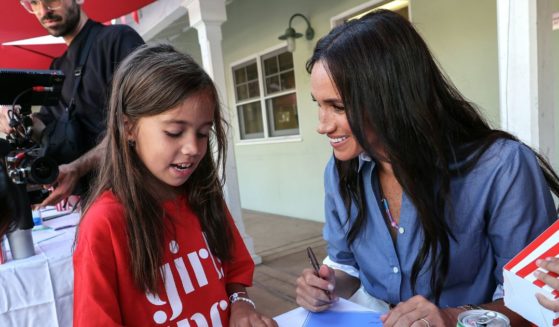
0,213,78,327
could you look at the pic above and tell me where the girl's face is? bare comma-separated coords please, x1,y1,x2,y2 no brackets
311,61,364,161
130,91,214,195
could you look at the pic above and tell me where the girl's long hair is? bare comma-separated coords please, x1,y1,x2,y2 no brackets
307,10,559,303
81,43,232,294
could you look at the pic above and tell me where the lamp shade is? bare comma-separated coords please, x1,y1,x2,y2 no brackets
286,37,296,52
277,13,314,52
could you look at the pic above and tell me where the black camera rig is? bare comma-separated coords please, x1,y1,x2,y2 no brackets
0,69,64,200
0,69,64,258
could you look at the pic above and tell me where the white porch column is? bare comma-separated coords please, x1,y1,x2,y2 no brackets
182,0,261,264
496,0,555,162
129,0,185,41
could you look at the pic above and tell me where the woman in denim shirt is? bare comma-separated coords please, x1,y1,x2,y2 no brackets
295,9,559,327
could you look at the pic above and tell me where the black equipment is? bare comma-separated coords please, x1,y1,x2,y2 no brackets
0,69,64,259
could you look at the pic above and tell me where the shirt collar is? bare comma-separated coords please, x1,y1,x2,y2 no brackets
358,152,375,172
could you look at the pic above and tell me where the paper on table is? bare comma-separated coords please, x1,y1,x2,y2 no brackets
42,213,80,230
274,298,375,327
303,311,382,327
31,212,79,244
32,228,65,244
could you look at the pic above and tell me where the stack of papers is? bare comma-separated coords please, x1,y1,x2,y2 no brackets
33,212,80,244
504,219,559,326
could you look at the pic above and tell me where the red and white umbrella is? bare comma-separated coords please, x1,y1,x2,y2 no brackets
0,0,155,69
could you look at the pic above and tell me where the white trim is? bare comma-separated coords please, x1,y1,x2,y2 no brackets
229,43,288,68
496,0,555,161
236,135,303,146
229,43,289,143
263,89,296,101
256,53,271,138
229,43,301,144
330,0,412,27
330,0,386,27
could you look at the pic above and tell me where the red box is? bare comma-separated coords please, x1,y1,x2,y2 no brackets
504,219,559,326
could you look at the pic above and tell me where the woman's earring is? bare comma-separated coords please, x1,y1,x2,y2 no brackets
128,139,136,147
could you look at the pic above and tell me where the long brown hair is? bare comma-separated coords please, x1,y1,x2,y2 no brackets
307,10,559,303
81,43,232,294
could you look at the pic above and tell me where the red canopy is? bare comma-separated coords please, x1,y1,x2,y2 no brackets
0,43,67,69
0,0,154,69
1,0,155,43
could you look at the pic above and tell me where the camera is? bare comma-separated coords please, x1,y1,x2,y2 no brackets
1,69,64,204
0,68,64,259
2,103,59,204
6,150,58,185
4,146,59,204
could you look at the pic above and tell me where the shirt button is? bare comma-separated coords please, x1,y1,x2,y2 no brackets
398,227,405,234
392,266,399,274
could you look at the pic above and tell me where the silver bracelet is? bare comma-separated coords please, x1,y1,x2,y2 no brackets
229,292,256,309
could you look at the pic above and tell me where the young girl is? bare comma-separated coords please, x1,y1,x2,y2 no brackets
73,44,277,327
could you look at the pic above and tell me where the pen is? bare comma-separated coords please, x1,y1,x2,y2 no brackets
54,224,76,231
37,233,64,244
306,246,332,300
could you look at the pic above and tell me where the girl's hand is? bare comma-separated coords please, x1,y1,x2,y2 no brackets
535,257,559,312
380,295,455,327
295,265,337,312
229,301,277,327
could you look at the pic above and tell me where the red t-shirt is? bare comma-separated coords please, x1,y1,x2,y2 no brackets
73,191,254,326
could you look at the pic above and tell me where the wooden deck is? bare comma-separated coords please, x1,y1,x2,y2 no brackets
242,209,327,318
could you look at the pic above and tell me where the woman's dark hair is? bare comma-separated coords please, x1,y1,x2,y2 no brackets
81,43,232,294
307,9,559,303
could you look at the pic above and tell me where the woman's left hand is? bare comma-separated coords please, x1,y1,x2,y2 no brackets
380,295,454,327
229,301,278,327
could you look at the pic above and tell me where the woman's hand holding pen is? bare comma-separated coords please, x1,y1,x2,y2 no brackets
296,265,338,312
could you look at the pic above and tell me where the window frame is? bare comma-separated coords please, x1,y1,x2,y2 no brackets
230,44,302,145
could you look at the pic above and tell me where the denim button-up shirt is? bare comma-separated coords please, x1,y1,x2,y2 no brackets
323,139,556,307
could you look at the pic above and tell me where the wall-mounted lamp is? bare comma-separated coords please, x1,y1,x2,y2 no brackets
278,13,315,53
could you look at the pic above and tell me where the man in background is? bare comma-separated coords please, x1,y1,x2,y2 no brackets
0,0,144,207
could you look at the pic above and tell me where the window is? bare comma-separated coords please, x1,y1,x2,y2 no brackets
232,48,299,141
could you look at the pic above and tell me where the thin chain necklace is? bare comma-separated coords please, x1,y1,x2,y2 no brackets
378,176,400,231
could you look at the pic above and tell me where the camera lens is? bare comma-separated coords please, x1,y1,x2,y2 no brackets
29,156,59,185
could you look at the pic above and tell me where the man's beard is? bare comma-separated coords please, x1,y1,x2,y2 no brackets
40,2,81,37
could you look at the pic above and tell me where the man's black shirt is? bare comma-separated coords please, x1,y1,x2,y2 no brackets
36,20,144,152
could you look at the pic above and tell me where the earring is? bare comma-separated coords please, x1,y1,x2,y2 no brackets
128,139,136,147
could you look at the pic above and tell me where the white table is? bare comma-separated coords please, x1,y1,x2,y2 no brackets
0,212,78,327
